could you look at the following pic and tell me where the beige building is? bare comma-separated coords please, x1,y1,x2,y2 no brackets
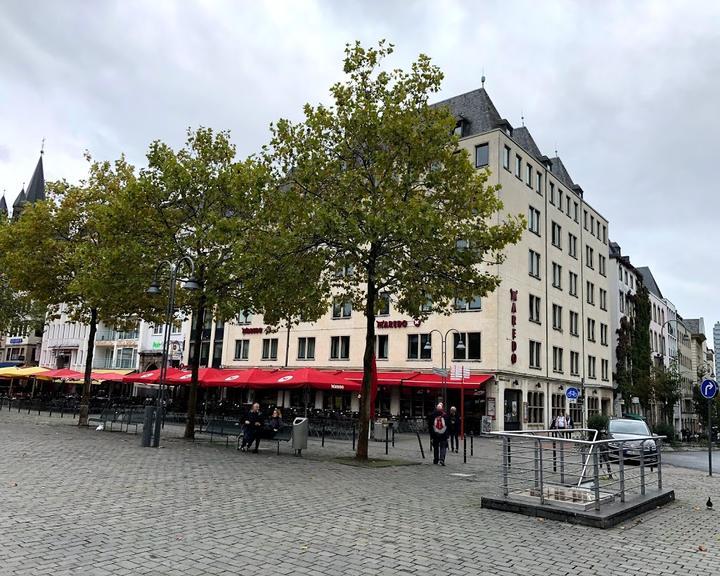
186,87,614,431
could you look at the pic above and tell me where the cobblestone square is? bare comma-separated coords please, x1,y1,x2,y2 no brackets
2,411,720,575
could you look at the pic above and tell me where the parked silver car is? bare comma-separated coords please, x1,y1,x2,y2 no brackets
607,418,659,464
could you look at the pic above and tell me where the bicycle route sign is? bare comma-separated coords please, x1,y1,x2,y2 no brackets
565,387,580,402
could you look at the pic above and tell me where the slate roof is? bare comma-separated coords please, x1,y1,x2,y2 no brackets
636,266,663,299
512,126,544,161
549,156,575,189
24,154,45,203
0,195,7,216
12,187,26,210
432,88,506,137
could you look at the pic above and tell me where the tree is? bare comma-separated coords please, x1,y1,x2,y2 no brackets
631,285,652,411
614,316,633,407
262,41,524,459
653,359,681,424
131,127,267,439
0,155,158,425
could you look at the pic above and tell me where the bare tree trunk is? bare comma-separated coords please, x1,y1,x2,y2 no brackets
184,292,206,439
356,256,377,461
78,307,98,426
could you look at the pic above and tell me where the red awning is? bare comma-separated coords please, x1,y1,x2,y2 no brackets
122,367,185,384
35,368,84,380
164,368,265,388
250,368,361,392
402,373,494,389
343,370,420,385
90,372,128,382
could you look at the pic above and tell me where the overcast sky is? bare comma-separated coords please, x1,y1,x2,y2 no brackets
1,0,718,340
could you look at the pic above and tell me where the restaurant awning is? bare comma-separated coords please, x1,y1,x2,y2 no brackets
0,366,49,378
35,368,84,380
251,368,361,392
90,372,130,382
343,370,420,385
121,367,185,384
402,373,494,389
164,367,262,388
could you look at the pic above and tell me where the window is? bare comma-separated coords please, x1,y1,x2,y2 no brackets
552,263,562,289
587,281,595,305
297,337,316,360
553,346,564,373
503,145,511,170
376,334,388,360
420,296,433,312
330,336,350,360
536,171,542,194
573,202,579,222
568,233,577,258
588,355,597,379
587,318,596,342
153,324,163,335
378,293,390,316
551,222,562,248
515,155,522,179
566,196,571,216
584,210,588,230
585,245,594,269
529,341,541,369
599,289,607,311
588,397,600,416
600,323,608,346
549,182,555,205
475,143,489,168
407,334,432,360
453,122,463,137
619,290,625,313
529,294,541,323
602,225,607,244
599,255,606,276
529,250,541,278
262,338,278,360
334,264,354,278
558,190,563,212
454,332,481,360
171,319,183,334
590,214,595,235
236,311,252,325
570,311,579,336
526,163,533,188
570,351,580,376
528,206,541,235
602,359,609,381
455,296,482,311
332,298,352,319
234,339,250,361
569,272,578,297
527,391,544,424
552,304,563,331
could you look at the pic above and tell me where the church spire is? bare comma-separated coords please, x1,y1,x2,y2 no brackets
25,150,45,204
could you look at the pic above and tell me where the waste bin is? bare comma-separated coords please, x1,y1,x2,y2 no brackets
292,417,309,455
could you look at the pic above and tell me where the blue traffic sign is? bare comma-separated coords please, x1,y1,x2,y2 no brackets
701,379,718,399
565,387,580,401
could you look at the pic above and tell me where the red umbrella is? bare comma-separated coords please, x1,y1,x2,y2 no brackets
200,368,266,388
121,367,185,384
251,368,360,391
35,368,84,380
90,372,129,382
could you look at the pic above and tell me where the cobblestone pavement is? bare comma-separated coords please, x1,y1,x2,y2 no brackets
2,411,720,575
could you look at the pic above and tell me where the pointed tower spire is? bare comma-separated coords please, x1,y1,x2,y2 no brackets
0,193,8,217
25,148,45,204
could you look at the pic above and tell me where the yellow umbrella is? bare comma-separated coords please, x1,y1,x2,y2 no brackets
14,367,49,377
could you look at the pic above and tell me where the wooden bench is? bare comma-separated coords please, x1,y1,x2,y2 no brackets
199,418,243,447
236,425,293,454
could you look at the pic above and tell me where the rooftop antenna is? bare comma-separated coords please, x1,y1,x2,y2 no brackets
40,137,45,155
481,68,485,88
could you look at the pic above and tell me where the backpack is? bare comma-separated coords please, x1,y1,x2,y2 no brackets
433,415,447,435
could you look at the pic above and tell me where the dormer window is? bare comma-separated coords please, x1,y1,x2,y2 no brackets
453,121,464,137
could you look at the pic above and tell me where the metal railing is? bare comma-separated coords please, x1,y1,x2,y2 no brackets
492,429,664,511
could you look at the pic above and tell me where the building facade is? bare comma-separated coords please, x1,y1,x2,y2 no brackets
183,87,615,431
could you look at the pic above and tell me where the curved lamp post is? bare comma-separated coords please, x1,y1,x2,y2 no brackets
424,328,465,435
146,256,199,448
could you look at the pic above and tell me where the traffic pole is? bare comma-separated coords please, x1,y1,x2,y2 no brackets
709,400,713,477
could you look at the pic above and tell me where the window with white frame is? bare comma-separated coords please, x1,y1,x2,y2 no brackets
529,294,541,323
529,250,541,278
407,334,432,360
552,304,563,331
549,182,555,205
570,351,580,375
587,318,596,342
454,295,482,311
454,332,481,360
588,396,600,416
570,311,579,336
588,355,597,379
600,323,608,346
376,334,389,360
569,271,578,297
262,338,278,360
153,324,163,335
503,146,511,171
378,293,390,316
527,391,544,424
599,254,606,276
568,233,577,258
586,281,595,305
551,222,562,248
332,298,352,319
586,245,594,269
552,262,562,289
528,206,541,235
552,394,566,420
602,359,609,381
236,311,252,325
599,289,607,311
553,346,564,373
536,171,542,194
234,339,250,361
515,155,522,179
330,336,350,360
297,337,315,360
529,340,542,369
475,143,489,168
526,163,533,188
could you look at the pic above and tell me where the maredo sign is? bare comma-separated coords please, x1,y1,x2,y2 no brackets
376,319,422,329
510,289,518,364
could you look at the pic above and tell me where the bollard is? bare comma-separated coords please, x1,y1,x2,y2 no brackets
141,405,155,447
27,402,31,415
463,435,467,464
416,430,425,459
471,432,474,456
352,424,356,450
321,420,326,447
60,405,64,418
17,400,21,413
385,426,389,455
392,427,395,447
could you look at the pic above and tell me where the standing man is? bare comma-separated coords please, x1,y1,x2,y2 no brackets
239,403,264,453
428,403,449,466
447,406,461,453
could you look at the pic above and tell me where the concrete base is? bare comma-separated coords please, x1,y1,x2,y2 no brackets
481,489,675,528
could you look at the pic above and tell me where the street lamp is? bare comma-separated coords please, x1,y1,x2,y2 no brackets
424,328,465,432
146,256,199,448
